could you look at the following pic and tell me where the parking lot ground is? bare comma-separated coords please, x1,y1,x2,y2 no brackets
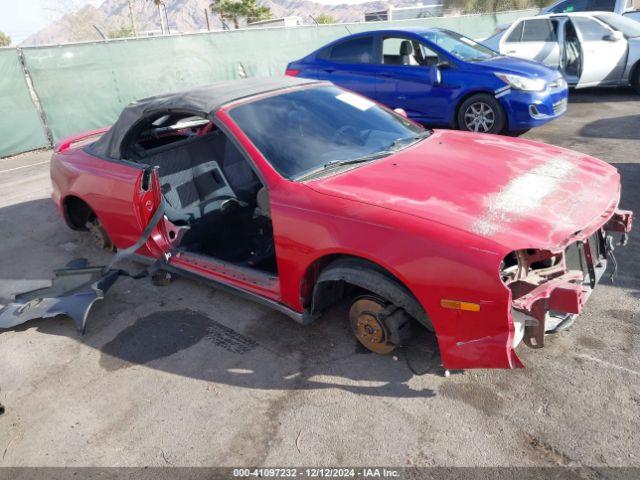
0,88,639,468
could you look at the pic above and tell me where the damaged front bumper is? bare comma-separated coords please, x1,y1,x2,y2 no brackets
507,209,633,350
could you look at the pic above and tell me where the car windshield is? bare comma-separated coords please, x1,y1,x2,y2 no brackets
421,30,498,61
228,85,428,180
595,13,640,37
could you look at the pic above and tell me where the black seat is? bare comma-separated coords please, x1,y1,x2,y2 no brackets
400,41,416,66
143,133,237,223
213,132,261,203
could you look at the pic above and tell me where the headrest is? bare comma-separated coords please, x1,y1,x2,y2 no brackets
400,41,413,56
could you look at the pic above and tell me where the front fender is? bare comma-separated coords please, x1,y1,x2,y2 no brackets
312,257,433,330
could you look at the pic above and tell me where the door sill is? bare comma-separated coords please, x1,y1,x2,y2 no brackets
174,249,279,292
132,253,314,325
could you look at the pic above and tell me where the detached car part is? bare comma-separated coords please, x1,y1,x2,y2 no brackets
0,198,167,333
0,266,119,333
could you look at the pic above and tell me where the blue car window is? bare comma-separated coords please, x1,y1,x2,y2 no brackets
381,37,437,66
549,0,588,12
329,37,375,64
587,0,616,11
548,1,568,12
521,19,557,42
228,86,426,180
422,30,497,62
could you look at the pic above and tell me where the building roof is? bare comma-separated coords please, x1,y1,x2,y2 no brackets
91,76,319,160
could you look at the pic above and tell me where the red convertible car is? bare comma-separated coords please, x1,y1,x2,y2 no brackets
6,76,633,370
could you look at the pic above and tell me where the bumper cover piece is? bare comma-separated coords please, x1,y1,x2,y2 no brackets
0,195,167,334
0,266,119,333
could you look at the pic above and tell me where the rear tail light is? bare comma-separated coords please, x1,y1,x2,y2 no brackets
285,68,300,77
55,140,73,153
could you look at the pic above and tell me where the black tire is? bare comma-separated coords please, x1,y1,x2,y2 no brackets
632,65,640,95
457,93,506,134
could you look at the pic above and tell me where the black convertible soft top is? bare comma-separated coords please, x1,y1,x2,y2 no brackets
90,76,321,160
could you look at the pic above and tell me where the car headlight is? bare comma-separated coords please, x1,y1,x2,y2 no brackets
495,73,546,92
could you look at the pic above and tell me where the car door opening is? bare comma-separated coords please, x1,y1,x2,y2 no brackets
128,114,278,275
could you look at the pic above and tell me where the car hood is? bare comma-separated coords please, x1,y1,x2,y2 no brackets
473,55,560,81
307,130,620,252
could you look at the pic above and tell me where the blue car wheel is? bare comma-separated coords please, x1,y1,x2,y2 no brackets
457,94,506,134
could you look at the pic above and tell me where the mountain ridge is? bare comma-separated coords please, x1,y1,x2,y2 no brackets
22,0,434,46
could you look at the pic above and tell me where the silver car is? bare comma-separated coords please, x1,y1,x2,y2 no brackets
483,12,640,91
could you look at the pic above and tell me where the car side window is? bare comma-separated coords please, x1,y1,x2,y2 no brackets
571,17,612,41
587,0,616,11
329,37,374,64
381,37,439,66
623,11,640,22
521,19,557,42
549,0,588,12
505,21,524,42
548,1,569,12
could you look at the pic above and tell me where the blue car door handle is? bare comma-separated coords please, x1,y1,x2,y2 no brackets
378,72,394,78
323,67,336,73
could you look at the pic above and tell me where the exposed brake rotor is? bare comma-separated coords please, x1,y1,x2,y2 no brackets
349,296,396,354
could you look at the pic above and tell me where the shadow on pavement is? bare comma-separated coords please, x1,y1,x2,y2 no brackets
579,115,640,140
569,87,638,104
8,303,441,398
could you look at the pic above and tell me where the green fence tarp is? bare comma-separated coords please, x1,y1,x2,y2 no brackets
0,49,49,157
21,9,535,145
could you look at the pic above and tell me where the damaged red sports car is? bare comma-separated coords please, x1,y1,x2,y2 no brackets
39,77,633,369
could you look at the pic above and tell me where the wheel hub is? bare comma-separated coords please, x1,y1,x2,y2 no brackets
464,102,495,133
349,297,396,354
88,219,114,251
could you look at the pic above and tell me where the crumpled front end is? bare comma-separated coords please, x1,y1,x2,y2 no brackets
503,209,633,358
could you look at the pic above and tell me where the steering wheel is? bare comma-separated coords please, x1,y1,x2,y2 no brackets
331,125,362,146
220,197,245,213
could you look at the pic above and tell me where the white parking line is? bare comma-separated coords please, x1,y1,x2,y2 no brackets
0,160,49,174
575,353,640,377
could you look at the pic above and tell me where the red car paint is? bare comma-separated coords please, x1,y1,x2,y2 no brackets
50,87,631,370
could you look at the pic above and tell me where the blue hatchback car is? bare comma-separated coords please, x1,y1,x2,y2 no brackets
286,28,569,134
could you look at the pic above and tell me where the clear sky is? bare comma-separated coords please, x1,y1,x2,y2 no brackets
0,0,102,45
0,0,372,45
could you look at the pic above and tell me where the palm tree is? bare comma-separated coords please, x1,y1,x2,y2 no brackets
314,13,335,24
242,0,271,24
210,0,242,29
147,0,165,34
210,0,271,29
127,0,137,35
